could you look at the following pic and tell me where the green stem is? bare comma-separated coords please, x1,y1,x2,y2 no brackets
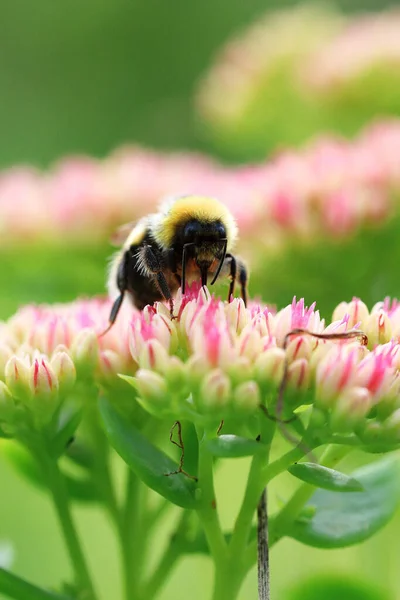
211,563,242,600
270,444,352,546
230,422,275,558
196,427,227,564
120,469,144,600
39,450,97,600
141,542,179,600
0,568,72,600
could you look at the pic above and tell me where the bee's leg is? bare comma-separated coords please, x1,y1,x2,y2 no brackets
101,251,129,336
225,253,237,300
225,254,248,306
141,244,175,316
238,260,248,306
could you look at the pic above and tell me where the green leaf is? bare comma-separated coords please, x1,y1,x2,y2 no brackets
99,396,200,509
206,435,263,458
0,566,73,600
0,439,99,503
287,456,400,548
289,462,364,492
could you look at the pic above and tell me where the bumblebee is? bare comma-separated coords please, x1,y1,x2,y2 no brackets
105,195,248,330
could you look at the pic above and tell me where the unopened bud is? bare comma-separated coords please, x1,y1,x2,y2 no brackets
365,310,392,348
135,369,168,406
238,329,263,362
70,329,99,375
287,358,309,392
233,381,260,412
227,356,252,386
200,369,231,411
225,298,249,332
254,347,285,388
315,348,357,408
333,298,369,329
330,387,372,433
285,336,312,363
51,351,76,394
139,340,170,373
29,359,59,427
5,356,32,402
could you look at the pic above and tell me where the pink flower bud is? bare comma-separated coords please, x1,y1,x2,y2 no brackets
191,322,236,370
287,358,309,392
332,298,369,329
365,310,392,347
254,347,286,387
225,298,249,332
355,352,394,401
238,328,263,362
70,328,99,374
330,387,372,433
98,350,124,383
138,339,170,373
285,335,312,362
50,351,76,394
5,356,32,401
135,369,168,407
315,347,358,408
29,359,58,397
186,355,209,382
200,369,231,411
227,356,252,386
129,314,174,361
29,358,59,426
233,381,260,412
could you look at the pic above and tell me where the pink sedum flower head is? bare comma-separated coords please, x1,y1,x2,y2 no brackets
2,291,400,450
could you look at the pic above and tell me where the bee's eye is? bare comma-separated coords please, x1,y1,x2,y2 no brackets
215,222,226,238
183,221,201,241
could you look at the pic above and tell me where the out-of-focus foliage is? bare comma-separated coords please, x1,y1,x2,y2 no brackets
286,574,391,600
197,3,400,160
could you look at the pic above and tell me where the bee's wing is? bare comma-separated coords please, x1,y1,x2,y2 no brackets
110,221,137,247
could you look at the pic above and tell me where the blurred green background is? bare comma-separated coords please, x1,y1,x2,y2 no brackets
1,1,400,599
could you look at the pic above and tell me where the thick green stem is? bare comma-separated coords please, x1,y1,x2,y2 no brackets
141,544,179,600
0,568,72,600
196,428,227,564
211,562,243,600
120,469,145,600
230,422,275,558
39,451,97,600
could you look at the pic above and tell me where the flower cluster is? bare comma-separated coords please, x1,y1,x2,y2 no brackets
197,3,400,127
2,290,400,449
0,299,135,433
1,120,400,248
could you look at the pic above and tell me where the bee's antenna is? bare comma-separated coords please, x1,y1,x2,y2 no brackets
210,238,228,286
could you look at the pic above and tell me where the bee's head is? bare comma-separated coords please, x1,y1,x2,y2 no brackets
181,219,227,286
152,195,238,290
